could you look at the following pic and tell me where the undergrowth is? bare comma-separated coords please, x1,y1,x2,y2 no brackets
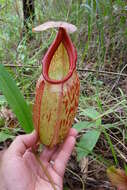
0,0,127,189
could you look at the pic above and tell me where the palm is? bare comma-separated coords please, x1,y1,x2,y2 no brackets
0,129,77,190
23,148,63,190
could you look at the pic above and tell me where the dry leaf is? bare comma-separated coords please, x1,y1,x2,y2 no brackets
107,166,127,190
1,107,15,121
79,157,88,180
0,107,17,128
120,78,127,95
33,21,77,34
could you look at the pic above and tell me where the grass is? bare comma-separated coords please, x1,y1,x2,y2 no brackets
0,0,127,189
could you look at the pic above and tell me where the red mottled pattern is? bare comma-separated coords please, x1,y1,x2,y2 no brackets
33,72,79,148
57,71,80,143
33,75,44,134
37,81,61,147
33,71,80,148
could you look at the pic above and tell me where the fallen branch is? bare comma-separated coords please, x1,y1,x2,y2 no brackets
4,65,127,77
77,69,127,77
4,64,38,68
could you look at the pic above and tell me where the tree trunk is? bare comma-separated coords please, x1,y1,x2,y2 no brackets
23,0,35,34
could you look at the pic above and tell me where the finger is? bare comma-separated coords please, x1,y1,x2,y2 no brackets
40,128,77,162
53,135,76,177
40,146,57,162
8,130,38,156
0,150,5,160
51,128,77,161
68,128,78,137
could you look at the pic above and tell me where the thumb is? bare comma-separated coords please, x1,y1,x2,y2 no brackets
8,130,38,156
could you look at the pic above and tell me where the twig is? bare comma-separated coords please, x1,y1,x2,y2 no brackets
4,64,39,68
115,147,127,163
108,64,127,94
66,167,85,190
77,69,127,77
4,64,127,77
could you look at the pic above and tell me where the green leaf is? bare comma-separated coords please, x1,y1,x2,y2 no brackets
103,124,116,129
0,131,14,142
0,64,34,133
0,95,6,106
81,107,100,119
63,187,69,190
76,146,87,161
73,121,98,132
96,118,101,127
77,129,101,160
0,118,5,127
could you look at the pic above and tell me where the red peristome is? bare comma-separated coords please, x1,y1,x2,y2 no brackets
42,27,77,84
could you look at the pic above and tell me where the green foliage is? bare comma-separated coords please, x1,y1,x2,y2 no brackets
0,95,6,106
81,107,100,119
80,0,127,67
0,129,15,142
0,0,127,188
0,64,34,133
0,118,5,127
74,107,119,163
74,108,101,160
74,121,96,132
77,129,100,160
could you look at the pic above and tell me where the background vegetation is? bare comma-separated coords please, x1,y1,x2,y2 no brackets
0,0,127,189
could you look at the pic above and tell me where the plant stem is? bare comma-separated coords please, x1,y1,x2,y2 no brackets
32,148,57,190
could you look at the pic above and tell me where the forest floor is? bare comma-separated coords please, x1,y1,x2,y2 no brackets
1,1,127,190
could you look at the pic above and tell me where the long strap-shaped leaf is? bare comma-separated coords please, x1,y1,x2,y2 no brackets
0,64,33,133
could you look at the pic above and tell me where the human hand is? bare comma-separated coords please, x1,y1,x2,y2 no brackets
0,128,77,190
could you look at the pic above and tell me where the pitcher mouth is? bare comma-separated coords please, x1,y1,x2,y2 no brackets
42,27,77,84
